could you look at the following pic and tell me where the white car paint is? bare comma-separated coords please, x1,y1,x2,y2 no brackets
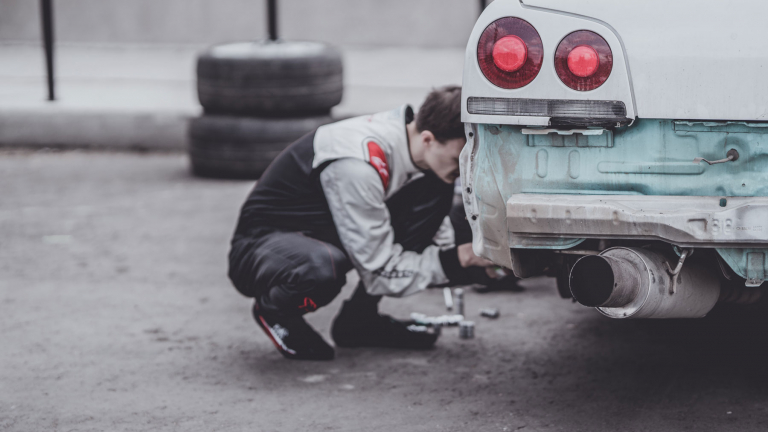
462,0,635,126
463,0,768,123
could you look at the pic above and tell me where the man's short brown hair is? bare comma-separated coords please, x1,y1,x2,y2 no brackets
415,85,464,142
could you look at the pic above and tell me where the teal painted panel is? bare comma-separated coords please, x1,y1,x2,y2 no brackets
475,119,768,268
527,131,613,148
479,119,768,198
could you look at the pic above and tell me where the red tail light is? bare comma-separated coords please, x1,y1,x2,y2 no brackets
555,31,612,91
493,36,528,72
567,45,599,77
478,17,543,89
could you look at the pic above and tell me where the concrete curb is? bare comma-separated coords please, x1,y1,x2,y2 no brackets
0,109,192,151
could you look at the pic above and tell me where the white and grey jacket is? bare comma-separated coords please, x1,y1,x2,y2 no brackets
314,105,454,297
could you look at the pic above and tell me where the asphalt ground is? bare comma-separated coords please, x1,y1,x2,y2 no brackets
2,150,768,431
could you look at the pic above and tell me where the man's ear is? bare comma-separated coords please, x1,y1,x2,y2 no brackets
421,130,436,148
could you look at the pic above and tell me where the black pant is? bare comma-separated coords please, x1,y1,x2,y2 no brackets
229,170,455,316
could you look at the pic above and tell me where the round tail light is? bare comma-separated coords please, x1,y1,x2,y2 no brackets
567,45,599,77
555,31,612,91
477,17,543,89
493,35,528,72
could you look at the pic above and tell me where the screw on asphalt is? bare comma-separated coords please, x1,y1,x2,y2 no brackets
480,308,499,318
459,320,475,339
443,287,453,312
454,288,464,316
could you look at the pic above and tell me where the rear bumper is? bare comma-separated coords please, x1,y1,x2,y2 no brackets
506,194,768,248
459,120,768,281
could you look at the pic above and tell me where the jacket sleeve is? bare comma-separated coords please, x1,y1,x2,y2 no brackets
320,158,450,297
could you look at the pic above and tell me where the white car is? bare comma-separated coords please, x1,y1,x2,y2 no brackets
460,0,768,318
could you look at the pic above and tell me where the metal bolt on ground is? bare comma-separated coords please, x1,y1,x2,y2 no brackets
454,288,465,317
459,321,475,339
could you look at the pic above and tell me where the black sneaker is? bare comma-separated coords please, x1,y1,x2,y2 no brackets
252,302,334,361
331,300,439,350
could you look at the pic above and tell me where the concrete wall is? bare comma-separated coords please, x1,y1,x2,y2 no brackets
0,0,481,47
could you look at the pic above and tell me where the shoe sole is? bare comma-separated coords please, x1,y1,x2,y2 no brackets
253,309,299,358
253,305,335,361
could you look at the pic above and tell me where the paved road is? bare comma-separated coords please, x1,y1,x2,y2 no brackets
2,151,768,431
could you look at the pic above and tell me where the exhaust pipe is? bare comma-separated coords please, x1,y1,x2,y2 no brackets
569,247,721,319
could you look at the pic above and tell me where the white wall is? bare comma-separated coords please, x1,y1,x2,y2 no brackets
0,0,483,47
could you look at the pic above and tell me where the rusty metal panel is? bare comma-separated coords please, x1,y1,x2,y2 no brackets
505,194,768,247
460,119,768,281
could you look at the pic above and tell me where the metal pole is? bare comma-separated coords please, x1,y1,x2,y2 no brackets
267,0,278,41
40,0,55,101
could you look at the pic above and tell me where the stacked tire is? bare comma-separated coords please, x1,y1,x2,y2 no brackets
190,41,343,179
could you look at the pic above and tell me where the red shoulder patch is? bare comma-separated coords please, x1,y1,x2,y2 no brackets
367,141,390,190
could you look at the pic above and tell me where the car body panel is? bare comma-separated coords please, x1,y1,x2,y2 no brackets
459,120,768,280
521,0,768,121
462,0,635,126
461,0,768,289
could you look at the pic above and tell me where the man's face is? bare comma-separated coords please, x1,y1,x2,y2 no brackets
423,135,467,184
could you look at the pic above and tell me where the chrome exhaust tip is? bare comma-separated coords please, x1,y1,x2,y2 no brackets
569,254,642,308
569,247,721,319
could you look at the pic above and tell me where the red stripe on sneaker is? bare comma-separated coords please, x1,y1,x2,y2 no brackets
298,297,318,313
257,315,297,355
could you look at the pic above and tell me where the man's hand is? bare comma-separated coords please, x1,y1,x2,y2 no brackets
457,243,494,268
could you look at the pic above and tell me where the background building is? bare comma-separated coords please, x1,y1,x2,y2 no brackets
0,0,479,48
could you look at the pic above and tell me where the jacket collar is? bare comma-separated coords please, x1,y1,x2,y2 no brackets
400,104,424,177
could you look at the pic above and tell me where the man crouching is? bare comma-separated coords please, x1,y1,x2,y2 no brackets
228,86,491,360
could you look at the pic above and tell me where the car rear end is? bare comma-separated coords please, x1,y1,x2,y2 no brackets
460,0,768,318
